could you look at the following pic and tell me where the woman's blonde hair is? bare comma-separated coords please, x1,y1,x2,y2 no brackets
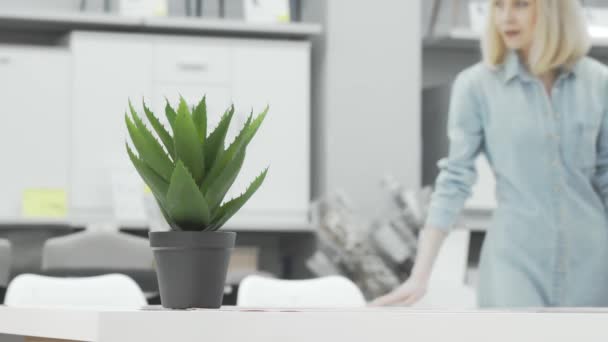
482,0,591,75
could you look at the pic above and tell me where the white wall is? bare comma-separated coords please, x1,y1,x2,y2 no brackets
305,0,421,219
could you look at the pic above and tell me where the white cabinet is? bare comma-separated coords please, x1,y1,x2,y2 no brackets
153,43,231,84
69,32,311,230
229,42,311,228
70,32,153,221
0,46,70,220
150,38,235,137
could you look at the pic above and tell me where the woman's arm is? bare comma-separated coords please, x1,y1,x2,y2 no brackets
370,70,485,306
369,226,447,306
593,85,608,207
424,71,485,232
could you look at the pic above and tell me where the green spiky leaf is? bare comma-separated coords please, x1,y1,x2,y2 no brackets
155,198,180,231
204,146,246,212
129,101,173,167
125,97,269,233
205,105,235,173
142,101,175,159
209,167,268,231
166,161,211,230
125,113,173,181
173,98,205,183
128,143,179,230
201,106,267,191
165,98,177,130
192,96,207,144
126,143,169,201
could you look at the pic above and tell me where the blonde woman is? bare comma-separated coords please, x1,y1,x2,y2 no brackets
372,0,608,307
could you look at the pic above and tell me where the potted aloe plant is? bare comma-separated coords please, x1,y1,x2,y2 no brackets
125,96,268,309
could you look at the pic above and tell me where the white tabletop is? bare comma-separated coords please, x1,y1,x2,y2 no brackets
1,305,608,341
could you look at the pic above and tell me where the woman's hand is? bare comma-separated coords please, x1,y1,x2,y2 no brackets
368,227,447,307
368,276,429,307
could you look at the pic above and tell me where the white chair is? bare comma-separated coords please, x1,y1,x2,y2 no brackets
237,275,366,308
4,273,147,308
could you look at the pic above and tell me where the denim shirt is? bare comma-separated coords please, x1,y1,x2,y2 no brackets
425,50,608,306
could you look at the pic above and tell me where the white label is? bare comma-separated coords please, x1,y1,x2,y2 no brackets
118,0,168,17
243,0,291,23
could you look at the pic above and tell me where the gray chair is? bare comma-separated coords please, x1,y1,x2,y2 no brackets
41,223,152,270
0,239,12,288
0,239,12,305
40,224,158,302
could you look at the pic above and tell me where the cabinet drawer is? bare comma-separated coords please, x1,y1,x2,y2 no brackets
153,44,231,83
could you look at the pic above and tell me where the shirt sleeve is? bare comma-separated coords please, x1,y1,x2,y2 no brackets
592,85,608,208
424,71,485,232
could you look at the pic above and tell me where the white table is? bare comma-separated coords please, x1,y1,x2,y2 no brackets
1,305,608,341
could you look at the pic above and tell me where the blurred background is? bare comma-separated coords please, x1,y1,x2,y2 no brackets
0,0,607,328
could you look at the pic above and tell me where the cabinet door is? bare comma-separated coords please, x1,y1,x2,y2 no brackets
0,46,70,220
231,41,311,228
70,33,153,221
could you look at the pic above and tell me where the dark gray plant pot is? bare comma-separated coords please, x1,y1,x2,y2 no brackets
149,230,236,309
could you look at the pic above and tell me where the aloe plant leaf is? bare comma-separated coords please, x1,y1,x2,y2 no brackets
201,106,267,191
166,161,211,230
126,143,169,199
156,201,181,231
125,113,173,181
164,98,177,130
129,101,174,167
192,95,207,144
204,146,246,212
142,100,175,159
127,143,180,230
209,167,268,231
205,105,234,172
173,98,205,184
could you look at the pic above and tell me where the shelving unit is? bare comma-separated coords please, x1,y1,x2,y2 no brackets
425,27,608,57
0,10,322,39
423,28,479,50
0,10,321,233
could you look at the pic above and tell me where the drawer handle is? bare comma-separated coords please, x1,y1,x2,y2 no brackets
176,62,208,72
0,56,10,65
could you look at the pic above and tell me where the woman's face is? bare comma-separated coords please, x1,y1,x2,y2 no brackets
493,0,537,53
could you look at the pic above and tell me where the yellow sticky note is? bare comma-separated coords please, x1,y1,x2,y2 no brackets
153,1,168,16
278,13,291,22
144,185,152,194
22,189,67,218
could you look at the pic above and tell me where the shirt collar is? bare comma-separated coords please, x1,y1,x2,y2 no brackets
502,50,534,84
502,50,579,84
